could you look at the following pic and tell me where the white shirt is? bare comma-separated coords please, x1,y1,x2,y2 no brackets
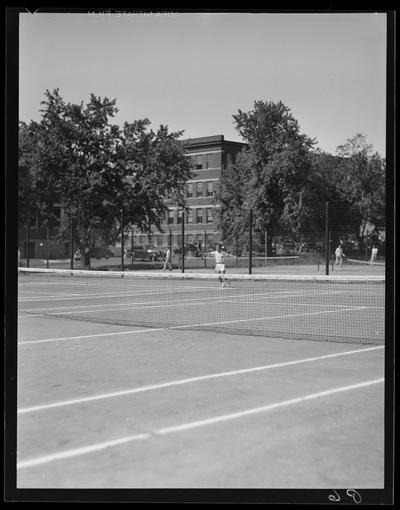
335,247,343,257
213,250,225,264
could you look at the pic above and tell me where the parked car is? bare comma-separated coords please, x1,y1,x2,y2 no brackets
129,246,152,261
174,245,203,257
276,243,296,255
147,247,163,261
90,247,114,259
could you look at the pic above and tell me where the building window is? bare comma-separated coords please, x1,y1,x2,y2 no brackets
177,210,183,224
168,210,174,225
207,182,214,197
187,210,193,224
226,152,236,167
187,183,193,198
196,155,203,170
196,182,204,197
206,154,211,168
206,208,213,223
196,209,203,224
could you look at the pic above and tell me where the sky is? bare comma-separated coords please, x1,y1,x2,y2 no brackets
18,10,387,156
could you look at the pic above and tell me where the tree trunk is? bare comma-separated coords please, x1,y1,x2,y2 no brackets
265,225,273,257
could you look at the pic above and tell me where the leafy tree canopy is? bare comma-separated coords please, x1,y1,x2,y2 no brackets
19,89,192,248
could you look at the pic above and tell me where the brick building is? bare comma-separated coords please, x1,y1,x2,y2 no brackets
135,134,245,251
19,134,246,259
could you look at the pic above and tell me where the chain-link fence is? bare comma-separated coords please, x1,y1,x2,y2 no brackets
18,202,385,273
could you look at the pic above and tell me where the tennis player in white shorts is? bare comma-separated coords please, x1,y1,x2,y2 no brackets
212,244,231,288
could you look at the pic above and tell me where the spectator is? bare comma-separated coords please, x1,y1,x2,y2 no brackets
370,245,378,265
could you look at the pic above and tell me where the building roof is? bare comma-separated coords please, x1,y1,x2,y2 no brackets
181,134,245,150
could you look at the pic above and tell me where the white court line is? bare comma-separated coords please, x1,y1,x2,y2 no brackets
19,290,346,313
19,328,165,345
18,291,355,316
17,285,338,304
17,378,384,470
171,307,374,331
17,286,217,302
18,346,384,414
18,306,379,341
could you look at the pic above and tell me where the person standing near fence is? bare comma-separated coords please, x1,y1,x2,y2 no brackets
162,247,173,271
334,244,346,269
370,245,378,265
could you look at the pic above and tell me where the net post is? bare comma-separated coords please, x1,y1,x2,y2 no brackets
249,208,253,275
325,202,329,275
181,209,185,273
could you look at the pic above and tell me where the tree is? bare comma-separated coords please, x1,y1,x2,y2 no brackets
112,120,192,235
217,100,316,253
27,89,121,264
335,133,385,238
20,89,192,265
18,122,38,226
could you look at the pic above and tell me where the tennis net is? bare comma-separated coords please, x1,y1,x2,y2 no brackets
18,268,385,345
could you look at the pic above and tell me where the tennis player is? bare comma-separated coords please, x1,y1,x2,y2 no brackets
334,244,346,269
211,244,231,288
162,247,173,271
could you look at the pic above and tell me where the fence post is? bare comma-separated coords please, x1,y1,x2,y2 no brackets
46,226,50,269
325,202,329,275
204,230,207,268
235,233,239,269
70,218,74,270
26,222,30,268
169,229,172,269
249,209,253,275
181,210,185,273
131,229,134,267
264,230,267,265
120,209,125,272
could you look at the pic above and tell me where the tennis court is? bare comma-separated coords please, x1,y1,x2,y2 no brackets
17,268,385,488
